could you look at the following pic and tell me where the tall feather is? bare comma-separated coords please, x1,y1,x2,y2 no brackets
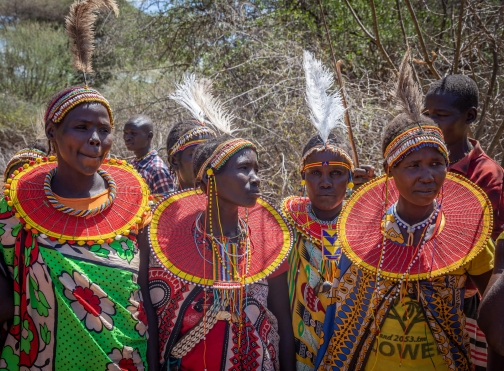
394,50,423,124
303,50,346,144
169,73,235,135
65,0,119,74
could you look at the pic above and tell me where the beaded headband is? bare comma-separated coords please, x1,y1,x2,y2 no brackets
196,138,257,181
45,86,114,127
4,148,46,182
169,125,217,156
300,144,355,173
301,161,352,172
384,125,449,168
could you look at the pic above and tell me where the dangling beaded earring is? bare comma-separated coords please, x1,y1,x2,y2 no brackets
347,172,355,189
346,172,355,197
301,177,306,197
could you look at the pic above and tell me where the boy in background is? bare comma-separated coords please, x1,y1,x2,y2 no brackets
424,75,504,371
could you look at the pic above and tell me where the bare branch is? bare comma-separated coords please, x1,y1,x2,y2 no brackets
453,0,465,73
404,0,441,79
474,44,499,139
369,0,397,74
342,0,375,41
487,118,504,157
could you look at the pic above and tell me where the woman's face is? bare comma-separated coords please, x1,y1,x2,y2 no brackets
46,103,113,176
304,150,350,212
213,148,260,208
170,134,213,189
389,146,447,207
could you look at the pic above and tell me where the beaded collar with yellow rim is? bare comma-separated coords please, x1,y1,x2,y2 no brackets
281,196,339,247
149,189,294,287
5,156,152,246
337,173,493,281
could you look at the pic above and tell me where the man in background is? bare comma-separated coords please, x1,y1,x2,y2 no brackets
123,114,173,195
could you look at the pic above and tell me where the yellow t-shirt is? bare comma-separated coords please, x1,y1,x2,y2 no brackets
497,232,504,243
365,240,494,371
365,294,448,371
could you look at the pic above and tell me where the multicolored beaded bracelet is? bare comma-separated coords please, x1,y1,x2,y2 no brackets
44,168,117,217
45,86,114,127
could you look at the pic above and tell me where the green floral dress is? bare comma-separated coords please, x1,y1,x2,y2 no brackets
0,198,148,371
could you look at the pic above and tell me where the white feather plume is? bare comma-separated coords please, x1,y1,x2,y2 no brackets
303,50,346,144
169,73,235,135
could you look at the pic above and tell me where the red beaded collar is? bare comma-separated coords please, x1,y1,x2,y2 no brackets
5,157,151,245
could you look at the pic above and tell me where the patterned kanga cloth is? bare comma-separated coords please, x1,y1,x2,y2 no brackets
0,199,148,371
287,232,330,371
149,265,282,371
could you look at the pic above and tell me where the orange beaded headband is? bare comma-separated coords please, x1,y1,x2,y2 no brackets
302,161,352,172
300,144,355,173
196,138,257,181
45,86,114,127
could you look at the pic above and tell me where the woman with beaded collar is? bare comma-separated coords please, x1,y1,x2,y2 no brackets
144,76,295,371
315,52,494,371
0,1,154,370
282,51,375,371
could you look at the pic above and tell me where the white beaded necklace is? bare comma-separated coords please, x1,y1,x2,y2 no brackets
392,201,438,246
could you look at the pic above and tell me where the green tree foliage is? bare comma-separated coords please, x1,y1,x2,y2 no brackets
0,21,73,103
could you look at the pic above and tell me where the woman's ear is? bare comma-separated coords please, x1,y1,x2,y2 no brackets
168,154,179,170
46,121,56,140
382,161,389,175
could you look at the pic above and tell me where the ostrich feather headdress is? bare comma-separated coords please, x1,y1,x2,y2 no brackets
384,51,448,167
169,73,236,135
301,51,353,169
303,50,346,144
65,0,119,77
393,50,424,126
44,0,117,128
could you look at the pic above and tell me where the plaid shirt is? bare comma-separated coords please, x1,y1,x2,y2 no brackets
131,150,174,195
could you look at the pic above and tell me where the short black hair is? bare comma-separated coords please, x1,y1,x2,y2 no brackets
302,133,352,158
166,120,203,153
426,74,479,111
192,135,233,178
381,113,438,156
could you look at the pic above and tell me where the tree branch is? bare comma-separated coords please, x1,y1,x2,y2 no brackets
404,0,441,79
342,0,397,73
487,118,504,157
369,0,397,73
342,0,375,41
453,0,465,74
474,43,499,139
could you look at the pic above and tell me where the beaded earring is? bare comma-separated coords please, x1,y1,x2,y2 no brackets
347,172,355,189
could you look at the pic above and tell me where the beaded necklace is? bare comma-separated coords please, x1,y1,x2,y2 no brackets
392,201,438,246
134,149,155,163
44,168,117,217
307,203,339,226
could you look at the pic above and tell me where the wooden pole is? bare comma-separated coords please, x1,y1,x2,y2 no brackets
317,0,360,167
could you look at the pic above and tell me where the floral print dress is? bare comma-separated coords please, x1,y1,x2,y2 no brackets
0,199,148,371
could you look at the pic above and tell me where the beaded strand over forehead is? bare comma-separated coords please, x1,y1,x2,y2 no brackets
45,86,114,127
196,138,257,181
384,125,449,168
169,125,217,156
300,144,355,173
